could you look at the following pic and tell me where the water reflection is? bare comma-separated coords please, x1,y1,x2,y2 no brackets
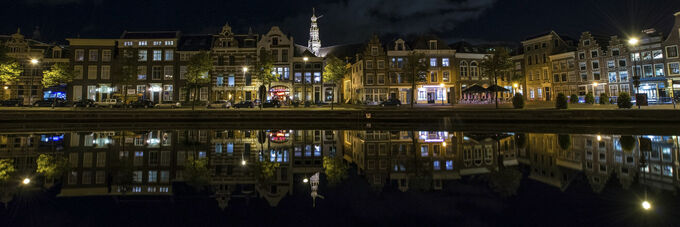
0,129,678,210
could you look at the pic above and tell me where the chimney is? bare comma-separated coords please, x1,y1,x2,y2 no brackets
675,11,680,26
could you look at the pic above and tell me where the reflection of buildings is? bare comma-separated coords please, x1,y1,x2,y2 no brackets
1,130,678,206
344,131,517,191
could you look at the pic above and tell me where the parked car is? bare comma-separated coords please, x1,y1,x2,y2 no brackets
33,98,67,107
262,100,282,108
233,101,255,109
155,101,181,109
71,99,96,108
379,99,401,107
0,98,23,107
94,99,123,108
206,100,231,109
127,99,154,108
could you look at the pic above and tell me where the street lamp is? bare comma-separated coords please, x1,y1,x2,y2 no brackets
439,83,445,105
442,141,447,148
241,160,247,166
30,59,39,65
3,86,7,90
241,66,248,102
641,200,652,210
303,178,309,183
303,57,309,103
22,178,30,185
628,38,641,109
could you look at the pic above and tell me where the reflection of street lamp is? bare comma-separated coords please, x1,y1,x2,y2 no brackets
241,160,247,166
596,135,602,141
30,59,39,65
303,178,309,183
3,86,7,90
641,200,652,210
22,178,30,185
439,83,445,105
442,141,447,148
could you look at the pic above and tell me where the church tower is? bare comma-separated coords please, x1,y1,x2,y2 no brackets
308,8,322,56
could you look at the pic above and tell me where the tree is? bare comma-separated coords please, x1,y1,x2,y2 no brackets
323,156,348,186
620,136,636,152
0,61,22,98
512,93,524,109
254,160,280,187
480,47,513,109
617,92,632,109
584,92,595,104
402,51,428,108
114,51,140,107
323,55,349,110
42,63,75,108
569,94,579,104
558,134,571,150
0,159,15,182
555,93,568,109
599,93,609,104
183,157,211,191
36,154,69,180
254,49,277,107
185,51,212,110
488,168,522,197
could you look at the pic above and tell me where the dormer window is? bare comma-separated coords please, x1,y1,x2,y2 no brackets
52,49,61,58
429,40,437,50
397,43,404,51
371,46,378,56
272,37,279,46
583,39,590,46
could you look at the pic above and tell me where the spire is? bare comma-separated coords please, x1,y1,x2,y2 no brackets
308,8,322,56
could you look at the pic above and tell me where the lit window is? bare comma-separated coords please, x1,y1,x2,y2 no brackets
153,41,162,46
442,58,449,67
165,50,173,61
138,41,147,46
138,50,147,61
153,50,162,61
124,41,133,46
430,58,437,67
164,40,174,46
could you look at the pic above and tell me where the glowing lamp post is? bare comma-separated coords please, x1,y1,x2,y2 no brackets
641,200,651,210
628,38,641,109
22,178,30,185
241,66,248,102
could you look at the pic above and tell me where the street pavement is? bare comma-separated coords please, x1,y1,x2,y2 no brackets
2,102,680,111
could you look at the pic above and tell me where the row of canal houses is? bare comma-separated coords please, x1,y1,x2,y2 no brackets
2,11,680,105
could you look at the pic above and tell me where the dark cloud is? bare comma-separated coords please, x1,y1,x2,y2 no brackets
272,0,496,44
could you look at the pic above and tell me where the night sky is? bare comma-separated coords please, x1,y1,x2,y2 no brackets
2,0,680,45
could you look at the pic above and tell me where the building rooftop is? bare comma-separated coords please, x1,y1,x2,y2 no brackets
120,31,181,39
177,34,213,51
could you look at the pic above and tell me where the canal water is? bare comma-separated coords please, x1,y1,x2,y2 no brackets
0,127,678,226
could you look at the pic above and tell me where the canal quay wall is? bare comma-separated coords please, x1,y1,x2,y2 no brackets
0,109,679,123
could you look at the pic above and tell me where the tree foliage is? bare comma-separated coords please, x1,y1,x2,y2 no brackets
402,51,428,108
512,93,524,109
36,154,69,179
42,63,75,88
323,156,349,186
114,52,139,103
255,49,277,88
599,93,609,104
480,48,513,108
254,160,280,184
558,134,571,150
569,94,579,104
183,157,211,191
620,136,636,152
185,51,212,110
617,92,632,109
584,92,595,104
556,93,568,109
323,55,349,109
0,61,21,86
488,168,522,197
0,159,15,182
